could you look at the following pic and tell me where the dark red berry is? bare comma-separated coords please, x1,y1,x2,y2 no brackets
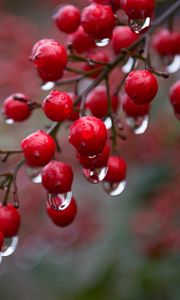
170,80,180,116
41,160,74,194
112,26,137,55
105,155,127,183
69,116,107,156
54,5,81,34
21,130,56,167
122,93,150,117
86,85,119,118
0,231,4,251
121,0,154,19
152,29,180,56
81,4,116,40
3,93,31,122
31,39,67,82
83,51,109,78
67,26,95,54
0,204,20,238
125,70,158,105
77,144,110,169
47,196,77,227
90,0,121,11
42,90,73,122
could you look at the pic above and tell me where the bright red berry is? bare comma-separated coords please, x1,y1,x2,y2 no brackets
83,51,109,78
105,156,127,183
42,90,73,122
125,70,158,105
152,29,180,56
53,5,81,34
121,0,154,19
67,26,95,54
77,144,110,169
0,204,20,238
47,196,77,227
3,93,31,121
169,80,180,116
86,85,119,118
122,93,150,117
21,130,56,167
112,26,137,55
41,161,74,194
81,4,116,40
69,116,107,156
0,231,4,251
31,39,67,82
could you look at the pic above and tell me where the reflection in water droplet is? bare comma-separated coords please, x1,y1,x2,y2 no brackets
104,117,112,129
129,17,151,35
26,167,42,184
41,82,55,91
5,118,14,125
166,55,180,74
95,38,110,47
2,236,19,257
83,166,108,184
122,57,134,74
47,192,72,211
103,180,126,196
126,115,149,135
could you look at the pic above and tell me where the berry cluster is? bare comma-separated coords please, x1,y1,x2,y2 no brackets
0,0,179,260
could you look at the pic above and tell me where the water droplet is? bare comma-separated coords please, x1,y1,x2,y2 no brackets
103,180,126,196
166,55,180,74
5,118,14,125
47,192,72,211
104,117,112,129
83,166,108,184
26,167,42,184
41,81,55,91
2,236,19,257
126,115,149,135
95,38,110,47
129,17,151,35
121,57,135,73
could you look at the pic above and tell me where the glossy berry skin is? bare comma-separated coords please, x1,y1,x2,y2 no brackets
112,26,137,55
3,93,31,121
31,39,67,82
91,0,121,11
86,85,119,118
0,231,4,251
122,93,150,117
54,5,81,34
67,26,95,54
83,52,109,79
105,156,127,183
152,29,180,56
47,197,77,227
69,116,107,156
0,204,20,238
42,90,73,122
170,80,180,115
77,144,110,169
81,4,116,40
121,0,154,19
41,161,74,194
21,130,56,167
125,70,158,105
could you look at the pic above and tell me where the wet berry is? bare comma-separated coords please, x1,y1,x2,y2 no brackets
3,93,31,121
54,5,81,34
152,29,180,56
0,204,20,238
121,0,154,19
105,155,127,183
122,93,150,117
112,26,137,55
67,26,95,54
83,51,109,78
170,80,180,116
77,144,110,169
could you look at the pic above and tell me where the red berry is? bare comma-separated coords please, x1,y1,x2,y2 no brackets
105,156,127,183
90,0,121,11
121,0,154,19
81,4,116,40
152,29,180,56
0,204,20,238
69,116,107,156
21,130,56,167
170,80,180,116
77,144,110,169
125,70,158,105
54,5,81,34
31,39,67,82
41,161,74,194
112,26,137,55
68,93,80,121
122,93,150,117
42,90,73,122
3,93,31,121
86,85,119,118
83,51,109,79
47,197,77,227
0,231,4,251
67,26,95,54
